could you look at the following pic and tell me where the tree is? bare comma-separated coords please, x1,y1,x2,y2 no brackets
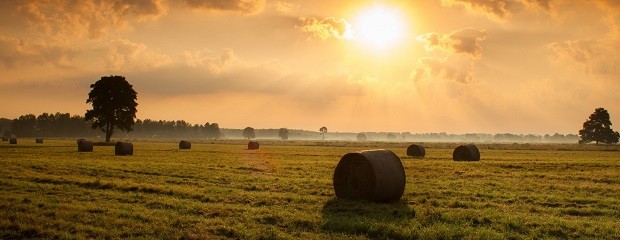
386,133,396,141
278,128,289,140
85,76,138,142
579,108,619,145
319,126,327,140
242,127,255,139
357,133,367,141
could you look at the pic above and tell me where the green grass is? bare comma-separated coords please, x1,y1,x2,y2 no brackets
1,140,619,239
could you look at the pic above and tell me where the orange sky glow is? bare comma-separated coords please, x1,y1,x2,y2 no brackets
1,0,619,134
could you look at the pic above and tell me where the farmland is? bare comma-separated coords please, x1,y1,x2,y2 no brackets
1,140,619,239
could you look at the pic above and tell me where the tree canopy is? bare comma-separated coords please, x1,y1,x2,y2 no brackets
243,127,256,139
278,128,289,140
85,76,138,142
579,108,619,145
320,126,327,140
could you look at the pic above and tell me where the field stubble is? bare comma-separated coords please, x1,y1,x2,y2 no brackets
0,140,619,239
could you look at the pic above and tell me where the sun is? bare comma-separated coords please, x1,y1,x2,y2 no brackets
352,5,407,50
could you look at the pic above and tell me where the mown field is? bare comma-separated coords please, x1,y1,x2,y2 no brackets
1,139,619,239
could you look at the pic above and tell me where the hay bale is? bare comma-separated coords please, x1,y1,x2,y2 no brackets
453,144,480,161
333,149,406,202
9,138,17,144
36,138,43,144
77,140,93,152
1,137,7,141
115,142,133,156
179,140,191,149
248,141,259,150
406,144,425,158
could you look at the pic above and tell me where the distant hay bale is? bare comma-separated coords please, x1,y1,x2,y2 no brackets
333,149,406,203
9,138,17,144
1,137,7,141
453,144,480,161
248,141,259,150
36,138,43,144
179,140,191,149
77,140,93,152
115,142,133,156
406,144,425,158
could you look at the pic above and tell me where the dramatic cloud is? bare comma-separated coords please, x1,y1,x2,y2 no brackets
297,17,352,40
183,0,266,14
0,36,75,69
417,28,488,58
9,0,166,40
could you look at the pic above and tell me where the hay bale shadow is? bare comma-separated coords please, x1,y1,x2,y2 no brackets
321,198,415,238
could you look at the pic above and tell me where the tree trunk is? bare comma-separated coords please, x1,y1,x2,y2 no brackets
105,123,113,142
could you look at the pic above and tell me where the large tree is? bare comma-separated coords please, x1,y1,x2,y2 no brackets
579,108,619,145
242,127,255,139
85,76,138,142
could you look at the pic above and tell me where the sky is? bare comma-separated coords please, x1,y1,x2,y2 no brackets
0,0,618,134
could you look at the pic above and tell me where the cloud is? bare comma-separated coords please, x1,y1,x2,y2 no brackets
273,1,297,13
183,48,237,74
548,38,620,77
0,36,76,69
411,57,475,85
417,28,488,58
8,0,166,41
442,0,511,21
131,56,365,105
103,39,173,71
182,0,266,14
297,17,353,40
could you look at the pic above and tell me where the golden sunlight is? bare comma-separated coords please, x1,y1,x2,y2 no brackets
352,5,407,50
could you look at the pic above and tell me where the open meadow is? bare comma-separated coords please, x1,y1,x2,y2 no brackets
1,140,619,239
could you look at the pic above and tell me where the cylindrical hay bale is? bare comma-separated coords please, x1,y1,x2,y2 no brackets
333,149,406,203
78,140,93,152
248,141,259,150
9,138,17,144
36,138,43,144
453,144,480,161
2,137,7,141
179,140,191,149
115,142,133,156
406,144,425,159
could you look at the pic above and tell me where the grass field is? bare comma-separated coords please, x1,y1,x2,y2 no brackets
1,139,619,239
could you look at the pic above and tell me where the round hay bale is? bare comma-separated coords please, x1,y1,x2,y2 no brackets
1,137,7,141
36,138,43,144
406,144,425,158
333,149,406,203
115,142,133,156
77,140,93,152
9,138,17,144
179,140,191,149
248,141,259,150
453,144,480,161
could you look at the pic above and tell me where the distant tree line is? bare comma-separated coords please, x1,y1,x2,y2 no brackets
1,113,221,140
1,112,582,143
